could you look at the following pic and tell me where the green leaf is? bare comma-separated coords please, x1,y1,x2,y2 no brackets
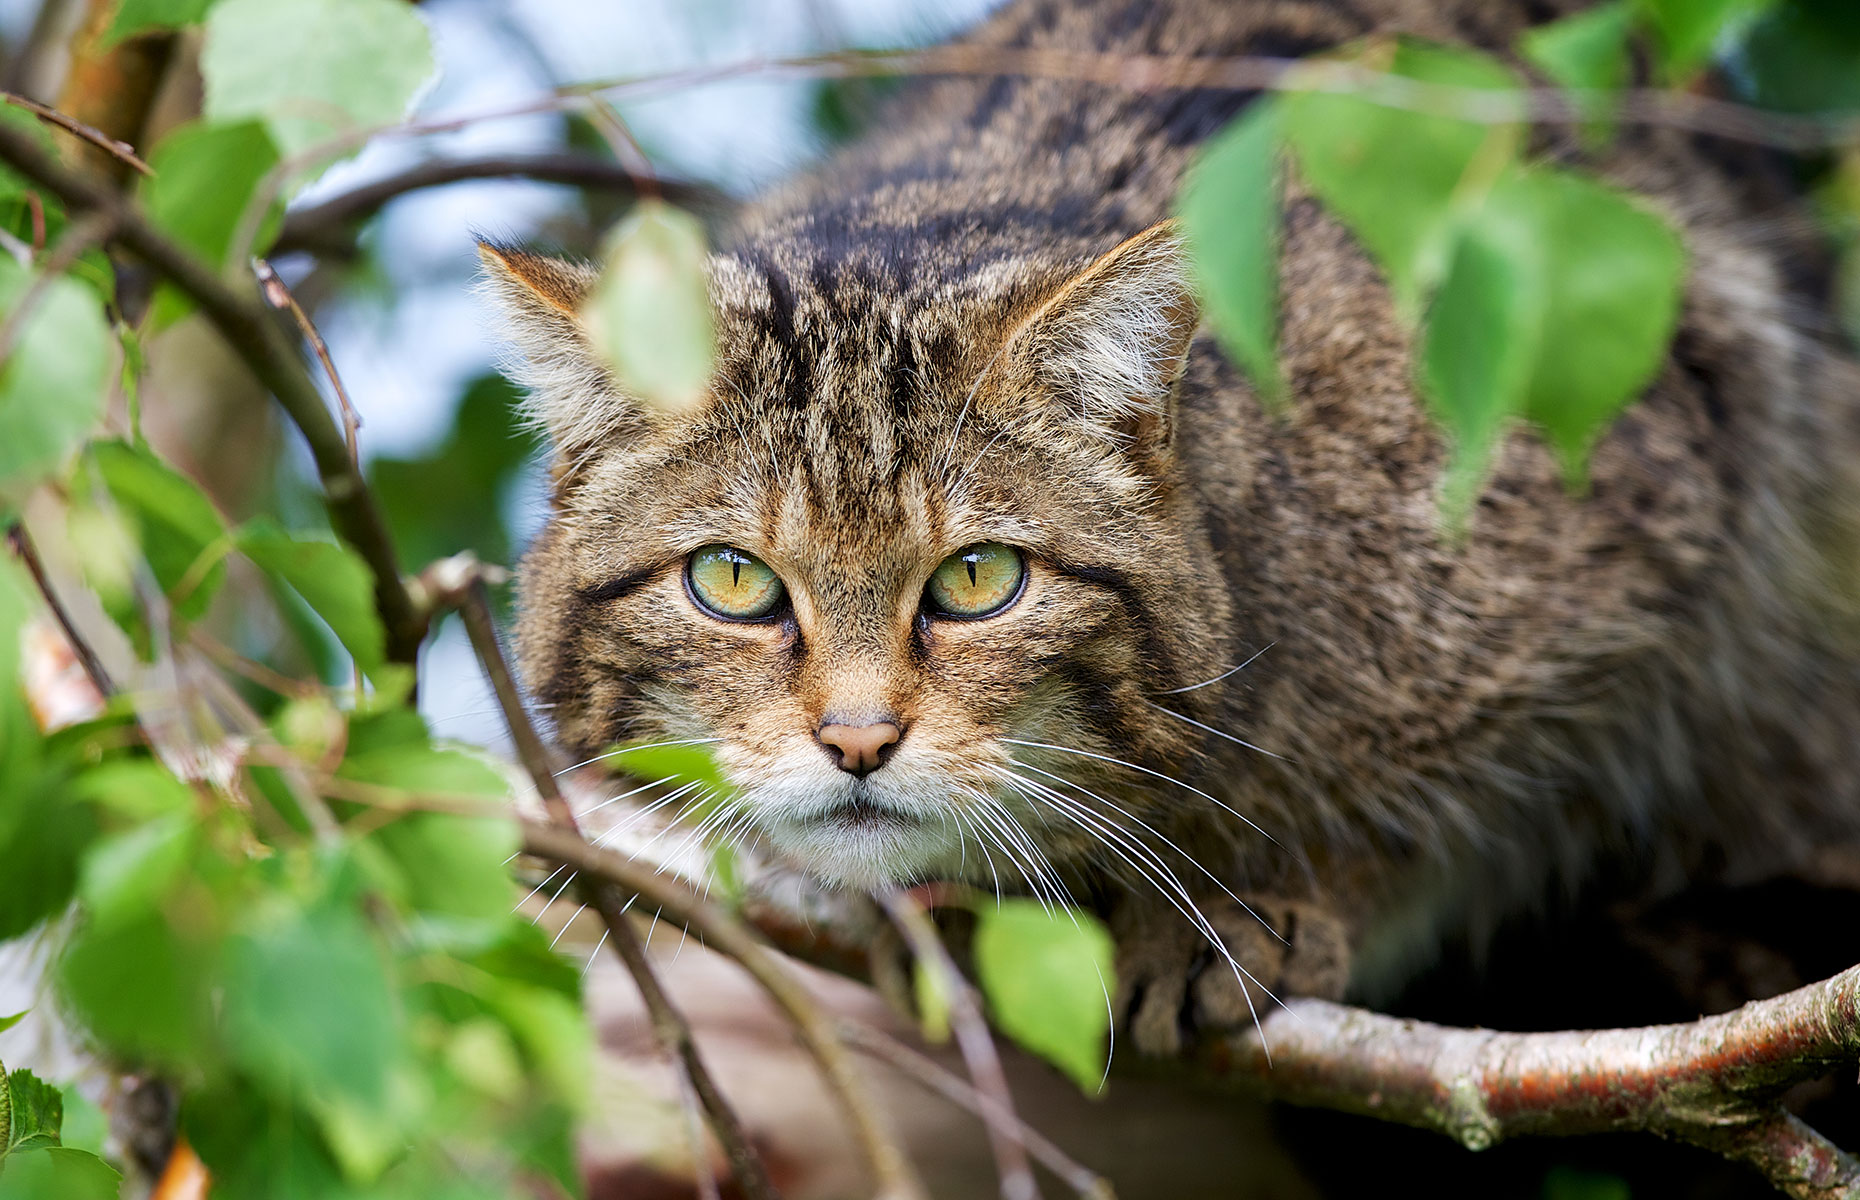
65,760,196,820
1416,165,1685,525
0,773,98,941
53,1091,105,1160
5,1068,64,1152
1634,0,1779,81
971,901,1114,1093
220,904,400,1114
77,814,198,929
583,203,717,415
1179,102,1287,409
0,258,113,514
1281,39,1522,312
104,0,219,45
237,520,386,678
1418,181,1545,529
1737,0,1860,115
1519,1,1634,144
200,0,436,167
0,1014,22,1035
1509,169,1685,484
369,374,539,572
59,907,220,1064
139,120,281,327
0,1146,121,1200
370,812,517,921
86,440,230,625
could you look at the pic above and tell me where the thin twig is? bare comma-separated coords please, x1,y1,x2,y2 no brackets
7,520,113,696
252,258,362,466
427,555,780,1200
2,91,152,176
519,819,930,1200
879,889,1041,1200
0,116,428,667
269,153,724,257
837,1020,1114,1200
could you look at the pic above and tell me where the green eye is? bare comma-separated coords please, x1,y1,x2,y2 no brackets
926,543,1025,618
687,545,785,620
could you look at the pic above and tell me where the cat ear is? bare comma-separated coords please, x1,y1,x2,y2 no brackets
477,241,646,475
990,220,1199,461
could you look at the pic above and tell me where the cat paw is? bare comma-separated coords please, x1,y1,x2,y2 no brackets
1112,895,1351,1058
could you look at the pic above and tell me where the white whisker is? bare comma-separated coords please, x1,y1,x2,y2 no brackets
1153,642,1276,694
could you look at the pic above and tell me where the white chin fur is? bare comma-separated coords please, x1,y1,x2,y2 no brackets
757,811,960,891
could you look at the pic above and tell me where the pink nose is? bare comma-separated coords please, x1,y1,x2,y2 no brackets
816,721,902,776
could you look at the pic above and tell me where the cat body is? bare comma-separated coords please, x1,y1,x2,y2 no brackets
487,0,1860,1050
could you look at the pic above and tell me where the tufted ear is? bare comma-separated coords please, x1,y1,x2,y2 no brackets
987,220,1200,462
477,241,643,478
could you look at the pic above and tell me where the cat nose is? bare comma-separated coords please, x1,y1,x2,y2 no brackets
816,719,903,777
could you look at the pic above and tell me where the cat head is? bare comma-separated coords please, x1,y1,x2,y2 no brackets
484,220,1236,890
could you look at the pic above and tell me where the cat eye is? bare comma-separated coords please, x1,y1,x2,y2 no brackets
686,545,786,621
924,542,1025,619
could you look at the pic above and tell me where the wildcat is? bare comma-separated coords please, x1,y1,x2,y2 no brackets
483,0,1860,1056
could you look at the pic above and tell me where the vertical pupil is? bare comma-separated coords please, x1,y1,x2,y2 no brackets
966,556,977,586
731,556,741,587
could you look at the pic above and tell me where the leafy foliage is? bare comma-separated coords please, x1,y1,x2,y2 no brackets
0,1063,121,1199
1184,36,1689,528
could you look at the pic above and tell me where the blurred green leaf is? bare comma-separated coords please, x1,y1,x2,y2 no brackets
0,258,113,515
584,202,716,414
371,813,517,921
200,0,436,167
59,905,220,1064
368,374,539,572
5,1068,64,1152
78,814,198,929
1282,39,1521,311
1738,0,1860,114
104,0,219,45
0,773,98,942
0,1146,120,1200
1635,0,1779,81
1510,169,1685,484
1418,182,1544,529
65,760,195,820
140,120,281,327
220,903,400,1114
972,901,1114,1093
1179,102,1287,409
53,1090,105,1160
86,440,230,625
238,519,386,678
1520,1,1634,143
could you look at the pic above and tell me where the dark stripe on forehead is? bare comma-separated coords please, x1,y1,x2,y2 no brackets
1053,558,1181,694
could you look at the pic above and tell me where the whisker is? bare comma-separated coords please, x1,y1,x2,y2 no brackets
1144,701,1290,763
1009,760,1283,944
1002,737,1281,846
552,736,724,778
1152,643,1276,694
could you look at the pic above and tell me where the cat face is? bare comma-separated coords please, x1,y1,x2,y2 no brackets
489,223,1234,889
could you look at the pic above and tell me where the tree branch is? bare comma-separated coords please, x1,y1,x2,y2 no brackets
271,154,726,257
426,556,779,1200
518,819,930,1200
0,117,428,666
1191,973,1860,1198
